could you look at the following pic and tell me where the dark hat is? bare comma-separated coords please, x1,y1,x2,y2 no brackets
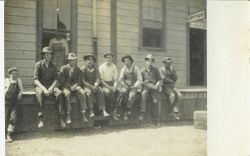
144,54,155,62
162,57,173,63
41,47,53,54
121,55,134,63
83,53,96,62
8,66,18,74
104,51,113,58
67,53,78,60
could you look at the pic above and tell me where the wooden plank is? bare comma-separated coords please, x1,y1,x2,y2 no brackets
5,41,36,51
5,32,36,42
117,8,139,18
4,50,36,59
78,37,93,46
117,24,139,33
117,38,138,47
98,31,111,39
97,8,110,17
166,16,186,25
98,39,110,46
5,0,36,9
117,1,139,11
5,15,36,26
5,6,36,17
78,14,92,22
97,0,110,9
167,9,187,18
97,23,110,32
78,21,92,30
78,6,92,15
167,30,187,38
97,15,110,24
117,16,139,25
117,31,138,40
167,2,188,12
167,23,186,31
5,24,36,34
5,59,36,68
78,0,92,7
77,45,93,53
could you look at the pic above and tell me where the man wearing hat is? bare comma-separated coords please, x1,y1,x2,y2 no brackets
5,66,23,142
140,54,162,125
59,53,89,124
34,46,66,128
99,52,118,119
159,57,180,120
81,54,110,117
117,55,142,120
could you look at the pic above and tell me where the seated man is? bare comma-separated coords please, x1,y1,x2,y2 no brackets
99,52,118,119
5,66,23,142
159,57,181,120
117,55,142,120
59,53,88,124
81,54,110,117
140,54,162,125
34,47,66,129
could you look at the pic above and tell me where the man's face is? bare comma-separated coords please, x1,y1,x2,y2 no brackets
105,55,113,64
43,53,52,62
145,59,153,68
86,57,94,66
124,58,132,68
69,59,77,67
10,71,18,80
164,62,171,68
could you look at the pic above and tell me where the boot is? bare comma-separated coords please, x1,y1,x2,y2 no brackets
89,109,95,118
138,112,144,121
173,112,180,120
103,110,110,117
6,132,13,143
123,112,128,120
66,113,72,124
38,119,44,128
82,112,89,122
60,117,66,128
113,110,119,120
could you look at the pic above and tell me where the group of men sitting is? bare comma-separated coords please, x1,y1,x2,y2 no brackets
5,46,181,142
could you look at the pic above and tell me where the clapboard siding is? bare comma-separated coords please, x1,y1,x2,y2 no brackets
4,0,36,88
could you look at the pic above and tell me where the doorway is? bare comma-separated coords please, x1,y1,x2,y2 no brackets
189,28,207,86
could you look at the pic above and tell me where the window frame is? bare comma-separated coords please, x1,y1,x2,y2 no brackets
36,0,77,61
139,0,166,51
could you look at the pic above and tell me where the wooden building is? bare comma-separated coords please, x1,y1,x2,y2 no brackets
4,0,206,89
4,0,207,131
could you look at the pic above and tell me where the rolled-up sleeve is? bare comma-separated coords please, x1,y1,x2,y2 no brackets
33,63,40,80
135,66,142,82
119,67,125,81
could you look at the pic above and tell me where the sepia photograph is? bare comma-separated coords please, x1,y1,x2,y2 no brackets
4,0,207,155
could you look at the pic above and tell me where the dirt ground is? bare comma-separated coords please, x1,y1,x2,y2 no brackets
6,121,206,156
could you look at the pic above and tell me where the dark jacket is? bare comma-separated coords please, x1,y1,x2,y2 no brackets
59,64,82,89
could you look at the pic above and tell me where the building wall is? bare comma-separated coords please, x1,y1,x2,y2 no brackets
4,0,37,88
116,0,206,87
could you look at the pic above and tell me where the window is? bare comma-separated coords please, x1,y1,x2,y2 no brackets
37,0,77,68
140,0,165,49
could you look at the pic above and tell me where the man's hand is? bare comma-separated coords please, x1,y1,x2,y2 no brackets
48,87,54,94
17,92,22,100
43,88,50,96
121,87,127,93
70,85,77,91
78,88,85,95
110,86,116,92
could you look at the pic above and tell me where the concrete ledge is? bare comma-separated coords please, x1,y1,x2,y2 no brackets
194,111,207,130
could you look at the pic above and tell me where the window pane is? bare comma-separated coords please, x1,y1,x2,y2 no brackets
142,27,162,48
143,0,163,21
43,0,70,31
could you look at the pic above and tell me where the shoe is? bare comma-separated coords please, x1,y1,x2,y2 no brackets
66,114,72,124
103,110,110,117
38,120,44,128
156,121,161,127
173,113,180,120
113,112,119,120
90,113,95,118
123,113,128,120
138,113,144,121
60,118,66,128
82,114,89,122
127,110,132,115
6,135,13,143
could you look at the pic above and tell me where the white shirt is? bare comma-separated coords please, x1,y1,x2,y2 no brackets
99,62,118,82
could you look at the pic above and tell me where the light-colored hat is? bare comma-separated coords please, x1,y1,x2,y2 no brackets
145,54,155,62
104,51,113,58
41,47,53,54
162,57,173,63
68,53,78,60
8,66,18,74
